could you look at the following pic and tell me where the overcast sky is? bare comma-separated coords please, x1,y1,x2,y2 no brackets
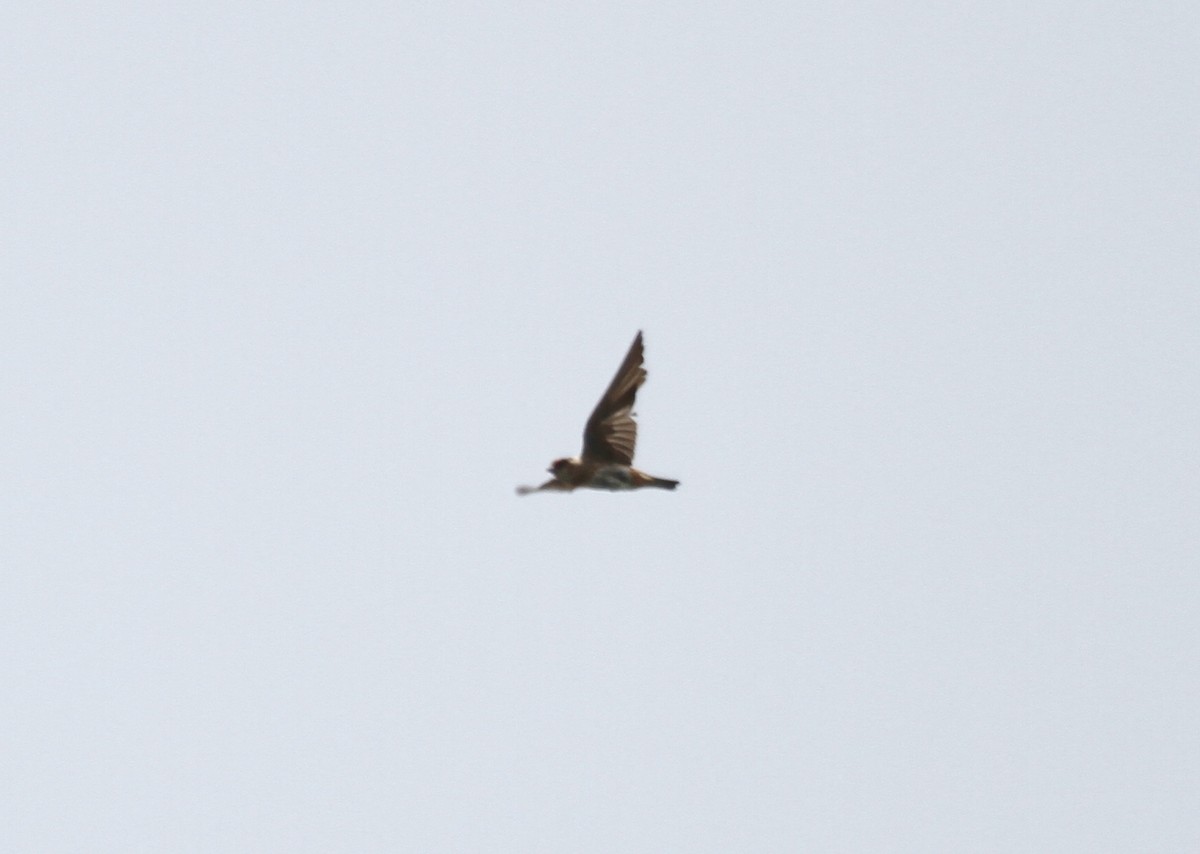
3,2,1198,851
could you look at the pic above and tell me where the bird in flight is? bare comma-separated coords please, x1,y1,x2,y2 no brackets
517,331,679,495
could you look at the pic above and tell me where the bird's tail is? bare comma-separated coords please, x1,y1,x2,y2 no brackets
648,477,679,490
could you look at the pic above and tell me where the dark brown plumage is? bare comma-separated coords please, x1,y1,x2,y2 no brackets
582,330,645,465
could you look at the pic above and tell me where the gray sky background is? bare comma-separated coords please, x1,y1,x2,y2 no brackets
4,2,1198,851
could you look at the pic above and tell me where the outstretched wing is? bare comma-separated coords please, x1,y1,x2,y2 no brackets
516,479,573,495
581,331,646,465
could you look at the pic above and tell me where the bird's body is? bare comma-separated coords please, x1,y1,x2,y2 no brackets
517,331,679,495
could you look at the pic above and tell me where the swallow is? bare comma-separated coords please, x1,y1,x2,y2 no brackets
517,331,679,495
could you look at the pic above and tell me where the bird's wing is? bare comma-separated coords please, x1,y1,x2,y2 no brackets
581,331,646,466
516,479,573,495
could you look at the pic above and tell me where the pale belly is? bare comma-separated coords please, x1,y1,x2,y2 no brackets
587,465,635,490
